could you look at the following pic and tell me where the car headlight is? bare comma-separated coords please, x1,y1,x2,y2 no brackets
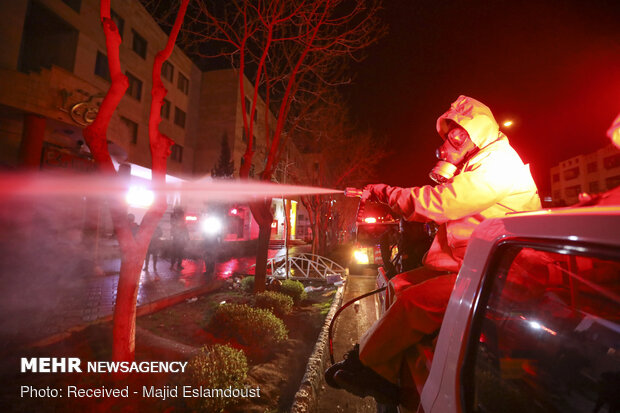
353,249,369,265
201,216,222,235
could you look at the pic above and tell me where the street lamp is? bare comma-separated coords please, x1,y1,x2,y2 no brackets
503,120,514,127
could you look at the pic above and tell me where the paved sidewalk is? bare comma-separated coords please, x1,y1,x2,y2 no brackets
0,244,306,352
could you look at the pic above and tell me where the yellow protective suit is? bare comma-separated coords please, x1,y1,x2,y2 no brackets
359,96,542,386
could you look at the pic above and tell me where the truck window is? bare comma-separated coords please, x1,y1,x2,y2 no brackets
463,245,620,413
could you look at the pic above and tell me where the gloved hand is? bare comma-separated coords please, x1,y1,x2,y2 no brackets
361,184,390,204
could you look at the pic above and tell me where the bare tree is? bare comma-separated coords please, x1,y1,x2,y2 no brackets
82,0,189,363
294,96,387,255
175,0,385,291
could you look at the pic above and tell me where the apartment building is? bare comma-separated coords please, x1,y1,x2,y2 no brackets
194,68,311,240
550,143,620,205
195,69,277,179
0,0,201,177
0,0,309,242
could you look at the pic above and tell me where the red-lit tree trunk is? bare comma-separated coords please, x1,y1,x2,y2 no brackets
249,198,272,292
82,0,188,363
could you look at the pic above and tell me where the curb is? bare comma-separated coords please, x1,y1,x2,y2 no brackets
290,283,345,413
28,280,225,349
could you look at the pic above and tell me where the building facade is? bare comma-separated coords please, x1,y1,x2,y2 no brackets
0,0,201,177
550,143,620,205
0,0,309,243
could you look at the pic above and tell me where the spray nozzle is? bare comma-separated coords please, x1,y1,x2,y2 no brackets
344,187,364,198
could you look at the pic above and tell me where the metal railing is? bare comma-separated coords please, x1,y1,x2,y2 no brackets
267,253,347,281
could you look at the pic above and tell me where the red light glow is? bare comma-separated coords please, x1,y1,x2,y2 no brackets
185,215,198,221
230,208,238,215
364,217,377,223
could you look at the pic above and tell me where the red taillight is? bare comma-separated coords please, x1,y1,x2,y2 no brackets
364,217,377,223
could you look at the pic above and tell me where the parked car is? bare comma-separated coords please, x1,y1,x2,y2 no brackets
394,203,620,413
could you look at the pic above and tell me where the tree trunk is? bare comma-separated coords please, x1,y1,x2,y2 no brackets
82,0,187,365
112,254,144,361
249,198,272,293
255,222,271,292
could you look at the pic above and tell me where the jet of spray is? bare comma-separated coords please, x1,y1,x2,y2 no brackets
0,172,343,200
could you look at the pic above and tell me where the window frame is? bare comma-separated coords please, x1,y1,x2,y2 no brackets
61,0,81,13
174,106,186,128
460,237,620,412
94,50,110,81
125,71,142,101
177,72,189,95
161,99,171,120
110,9,124,38
171,143,183,163
120,116,138,145
162,61,174,82
131,29,147,59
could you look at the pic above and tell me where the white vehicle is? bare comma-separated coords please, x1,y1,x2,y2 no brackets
410,205,620,413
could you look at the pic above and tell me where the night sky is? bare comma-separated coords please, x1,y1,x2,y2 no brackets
346,0,620,194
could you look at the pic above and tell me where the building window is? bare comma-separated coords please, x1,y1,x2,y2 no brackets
587,162,598,173
565,184,581,198
120,117,138,144
132,30,147,59
162,61,174,82
177,72,189,95
161,99,171,119
94,51,110,81
245,97,251,114
171,144,183,162
589,181,599,193
61,0,81,13
552,173,559,183
605,175,620,190
244,96,257,119
603,154,620,170
174,107,186,128
563,166,579,180
464,244,620,413
110,9,124,38
125,71,142,100
19,1,79,73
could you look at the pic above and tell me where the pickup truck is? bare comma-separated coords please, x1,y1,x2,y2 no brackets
384,203,620,413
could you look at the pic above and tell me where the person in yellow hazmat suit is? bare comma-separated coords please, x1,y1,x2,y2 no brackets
326,95,542,405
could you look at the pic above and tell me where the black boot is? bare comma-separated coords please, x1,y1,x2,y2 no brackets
324,344,399,406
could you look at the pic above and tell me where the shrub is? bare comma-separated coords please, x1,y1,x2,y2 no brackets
240,276,254,293
254,291,293,317
209,303,288,354
186,344,248,412
279,279,307,304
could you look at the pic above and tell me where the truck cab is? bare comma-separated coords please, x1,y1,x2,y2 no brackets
418,205,620,413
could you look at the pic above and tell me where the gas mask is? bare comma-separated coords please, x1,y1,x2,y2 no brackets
429,147,458,184
429,126,478,184
428,152,458,184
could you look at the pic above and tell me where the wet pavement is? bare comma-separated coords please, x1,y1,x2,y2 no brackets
317,271,380,413
0,242,307,352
